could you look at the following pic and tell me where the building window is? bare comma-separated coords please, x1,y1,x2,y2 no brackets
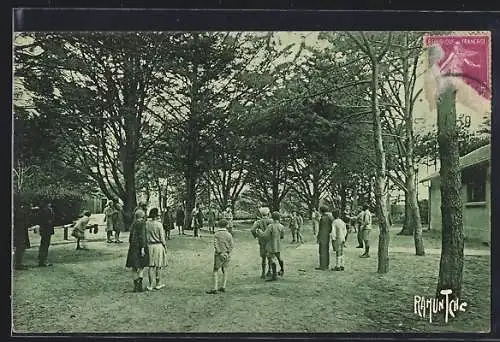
463,165,487,203
467,180,486,202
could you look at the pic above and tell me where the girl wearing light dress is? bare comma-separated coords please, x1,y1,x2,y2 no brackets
145,208,168,291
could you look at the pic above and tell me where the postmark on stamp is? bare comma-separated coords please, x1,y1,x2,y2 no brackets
422,32,491,115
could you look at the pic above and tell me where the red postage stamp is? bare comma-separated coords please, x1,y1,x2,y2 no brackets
423,32,491,115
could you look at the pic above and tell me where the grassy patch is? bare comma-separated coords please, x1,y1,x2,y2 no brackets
12,222,490,333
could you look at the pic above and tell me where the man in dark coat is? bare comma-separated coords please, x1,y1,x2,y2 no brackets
37,202,55,267
315,205,333,270
13,201,30,270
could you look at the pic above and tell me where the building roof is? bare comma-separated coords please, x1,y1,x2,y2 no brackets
419,143,490,183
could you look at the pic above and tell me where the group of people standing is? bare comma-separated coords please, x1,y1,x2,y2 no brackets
13,201,57,269
170,204,233,237
125,201,237,293
250,207,286,281
126,202,169,292
315,204,373,271
14,196,373,296
103,200,125,244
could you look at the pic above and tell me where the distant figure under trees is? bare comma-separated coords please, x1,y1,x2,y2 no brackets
37,202,55,267
175,205,185,235
13,200,31,270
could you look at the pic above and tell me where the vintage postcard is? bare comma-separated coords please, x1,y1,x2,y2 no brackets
12,27,491,334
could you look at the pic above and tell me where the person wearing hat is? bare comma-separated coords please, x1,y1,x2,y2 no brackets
145,208,168,291
257,211,285,282
315,205,333,270
126,208,148,292
103,200,116,243
250,206,273,279
206,219,234,294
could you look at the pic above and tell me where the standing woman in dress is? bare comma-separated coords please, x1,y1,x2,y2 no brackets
103,200,116,243
126,209,148,292
145,208,168,291
113,200,125,243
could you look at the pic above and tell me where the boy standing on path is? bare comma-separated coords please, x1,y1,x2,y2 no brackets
250,207,273,279
296,212,304,244
359,205,373,258
331,209,347,271
206,220,234,294
258,211,285,282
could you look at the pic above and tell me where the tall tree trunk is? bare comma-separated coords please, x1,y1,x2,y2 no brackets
312,173,320,211
270,158,281,212
157,178,162,212
122,152,137,231
221,197,228,211
401,33,425,256
371,61,391,274
164,185,169,209
436,87,464,300
184,170,197,231
398,192,413,235
145,184,151,203
271,177,280,212
386,191,392,226
407,168,425,256
122,105,138,231
352,189,359,213
340,183,347,215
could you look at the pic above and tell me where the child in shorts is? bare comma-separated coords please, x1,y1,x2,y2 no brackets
206,219,234,294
